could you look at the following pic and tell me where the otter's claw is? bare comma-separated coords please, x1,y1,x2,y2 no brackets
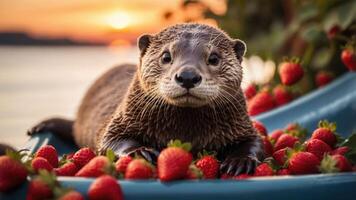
220,155,260,175
128,147,159,165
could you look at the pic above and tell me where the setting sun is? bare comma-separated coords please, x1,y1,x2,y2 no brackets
106,12,132,30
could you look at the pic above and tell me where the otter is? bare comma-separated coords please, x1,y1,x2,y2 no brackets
28,24,264,175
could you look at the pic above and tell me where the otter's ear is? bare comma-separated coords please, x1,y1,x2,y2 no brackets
138,34,152,56
232,39,246,62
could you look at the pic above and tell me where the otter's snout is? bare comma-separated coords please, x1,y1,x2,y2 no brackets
174,69,202,89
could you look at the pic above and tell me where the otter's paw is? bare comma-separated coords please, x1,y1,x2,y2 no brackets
220,155,260,176
27,119,57,136
127,147,160,165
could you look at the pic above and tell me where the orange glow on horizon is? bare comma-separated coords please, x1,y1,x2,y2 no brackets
0,0,225,45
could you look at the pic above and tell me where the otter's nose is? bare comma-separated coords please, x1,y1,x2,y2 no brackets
175,71,202,89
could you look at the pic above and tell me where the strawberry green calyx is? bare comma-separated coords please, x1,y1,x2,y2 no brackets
58,154,71,167
6,149,28,162
106,149,116,163
319,154,339,173
188,164,204,179
285,129,307,141
197,150,217,158
104,150,117,176
263,157,282,171
37,170,81,199
168,140,192,152
293,142,306,152
285,123,308,140
318,120,336,132
284,144,305,168
7,149,32,172
37,170,60,191
282,56,302,65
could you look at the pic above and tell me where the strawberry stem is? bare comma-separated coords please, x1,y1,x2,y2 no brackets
168,140,192,152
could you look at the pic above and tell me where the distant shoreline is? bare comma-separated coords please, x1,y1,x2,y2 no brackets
0,32,106,46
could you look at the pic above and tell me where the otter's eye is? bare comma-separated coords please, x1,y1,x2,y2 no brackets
208,53,220,66
161,52,172,64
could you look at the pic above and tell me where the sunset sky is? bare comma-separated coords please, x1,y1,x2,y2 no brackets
0,0,226,45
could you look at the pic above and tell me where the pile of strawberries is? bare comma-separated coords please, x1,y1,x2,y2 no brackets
245,39,356,117
248,120,356,178
0,120,355,199
0,146,123,199
246,58,305,116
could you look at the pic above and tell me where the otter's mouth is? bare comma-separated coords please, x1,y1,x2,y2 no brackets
168,92,206,107
172,93,202,100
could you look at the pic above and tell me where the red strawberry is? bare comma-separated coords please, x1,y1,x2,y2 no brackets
315,71,333,88
248,91,276,116
273,85,293,106
341,48,356,71
115,156,133,174
244,83,257,100
55,162,78,176
88,175,123,200
196,155,219,179
263,137,273,157
284,123,307,139
288,152,320,175
58,190,84,200
26,171,57,200
279,60,304,85
273,148,288,166
285,123,298,131
331,155,352,172
0,151,28,192
75,156,111,177
327,25,340,39
72,148,96,168
35,145,58,168
252,120,267,136
254,163,274,176
311,120,337,147
269,129,284,143
158,140,193,181
185,165,203,180
320,154,352,173
32,157,53,173
125,158,154,180
305,139,332,160
331,146,349,156
276,169,290,175
26,178,53,200
233,173,251,179
274,134,299,151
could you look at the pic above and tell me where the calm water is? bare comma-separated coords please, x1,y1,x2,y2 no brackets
0,46,139,147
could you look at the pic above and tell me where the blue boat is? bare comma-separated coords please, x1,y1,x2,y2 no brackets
2,73,356,200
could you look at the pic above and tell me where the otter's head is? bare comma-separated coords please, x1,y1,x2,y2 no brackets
137,23,246,107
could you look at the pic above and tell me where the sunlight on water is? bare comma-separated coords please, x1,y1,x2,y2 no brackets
0,46,139,147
